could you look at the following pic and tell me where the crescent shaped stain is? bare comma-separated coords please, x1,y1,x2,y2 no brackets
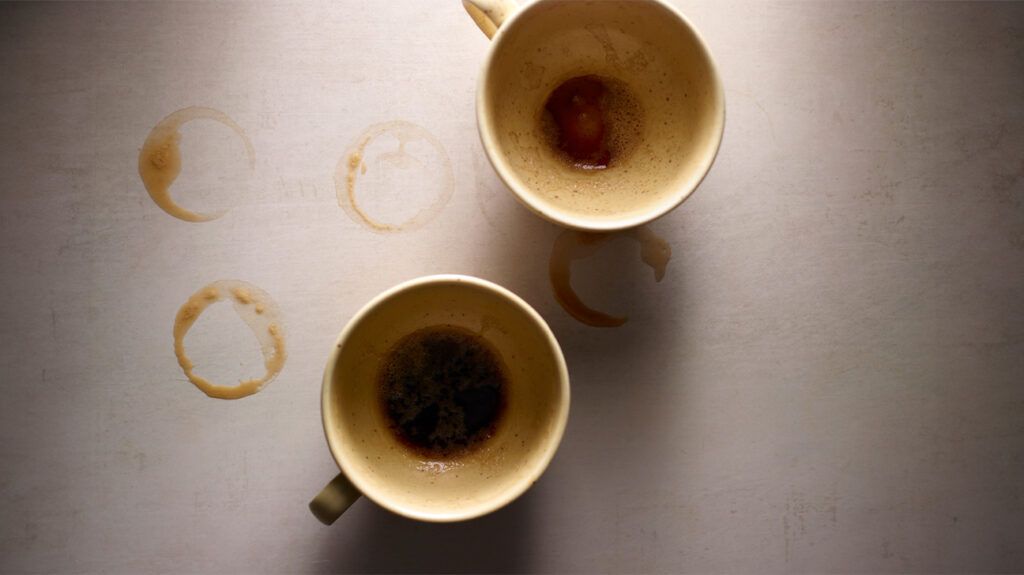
335,121,454,233
139,107,255,223
549,226,672,327
172,280,286,400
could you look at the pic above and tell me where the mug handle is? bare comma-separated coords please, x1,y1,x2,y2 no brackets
462,0,519,39
309,472,362,525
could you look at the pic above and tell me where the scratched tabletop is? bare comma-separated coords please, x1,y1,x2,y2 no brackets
1,2,1022,573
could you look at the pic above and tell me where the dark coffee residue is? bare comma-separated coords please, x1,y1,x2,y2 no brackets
545,75,611,168
542,74,643,170
378,325,507,458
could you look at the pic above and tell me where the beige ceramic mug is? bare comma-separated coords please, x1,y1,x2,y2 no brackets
465,0,725,232
309,275,570,523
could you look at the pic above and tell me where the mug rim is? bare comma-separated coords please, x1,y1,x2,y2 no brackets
474,0,726,232
320,274,571,522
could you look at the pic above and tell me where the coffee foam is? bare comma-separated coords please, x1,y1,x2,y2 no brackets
601,76,645,165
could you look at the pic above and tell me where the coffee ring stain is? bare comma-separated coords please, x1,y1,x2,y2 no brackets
549,226,671,327
172,280,286,399
138,107,255,222
335,121,454,233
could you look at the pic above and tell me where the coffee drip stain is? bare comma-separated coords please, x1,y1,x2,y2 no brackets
549,226,671,327
138,107,255,222
335,121,454,233
173,280,286,400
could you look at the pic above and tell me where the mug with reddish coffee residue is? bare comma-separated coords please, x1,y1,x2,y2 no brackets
464,0,725,232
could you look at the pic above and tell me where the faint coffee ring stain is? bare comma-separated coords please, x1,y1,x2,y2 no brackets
139,107,255,222
335,121,454,233
173,280,286,399
549,226,671,327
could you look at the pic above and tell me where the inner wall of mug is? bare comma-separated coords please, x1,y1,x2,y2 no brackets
481,0,723,229
325,280,566,520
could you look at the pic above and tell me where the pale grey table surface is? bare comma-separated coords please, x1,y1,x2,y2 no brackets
1,1,1022,573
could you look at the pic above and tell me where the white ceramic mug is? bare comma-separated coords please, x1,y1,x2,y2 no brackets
465,0,725,232
309,275,570,523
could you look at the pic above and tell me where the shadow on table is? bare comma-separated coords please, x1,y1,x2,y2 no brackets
314,487,537,574
467,149,694,569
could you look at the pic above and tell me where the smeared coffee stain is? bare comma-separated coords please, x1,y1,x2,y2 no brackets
138,107,255,222
173,280,286,399
335,121,454,233
549,226,671,327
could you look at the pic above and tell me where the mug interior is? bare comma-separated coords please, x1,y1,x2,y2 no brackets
323,276,569,521
479,0,724,231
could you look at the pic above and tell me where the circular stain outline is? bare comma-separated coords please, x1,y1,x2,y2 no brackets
335,121,454,233
139,106,256,223
173,280,286,399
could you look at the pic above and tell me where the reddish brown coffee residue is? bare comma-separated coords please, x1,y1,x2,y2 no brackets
546,76,610,167
542,75,643,170
138,107,255,222
173,280,286,400
549,226,672,327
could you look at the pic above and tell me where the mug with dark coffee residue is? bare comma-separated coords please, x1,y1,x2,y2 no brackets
310,275,569,523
